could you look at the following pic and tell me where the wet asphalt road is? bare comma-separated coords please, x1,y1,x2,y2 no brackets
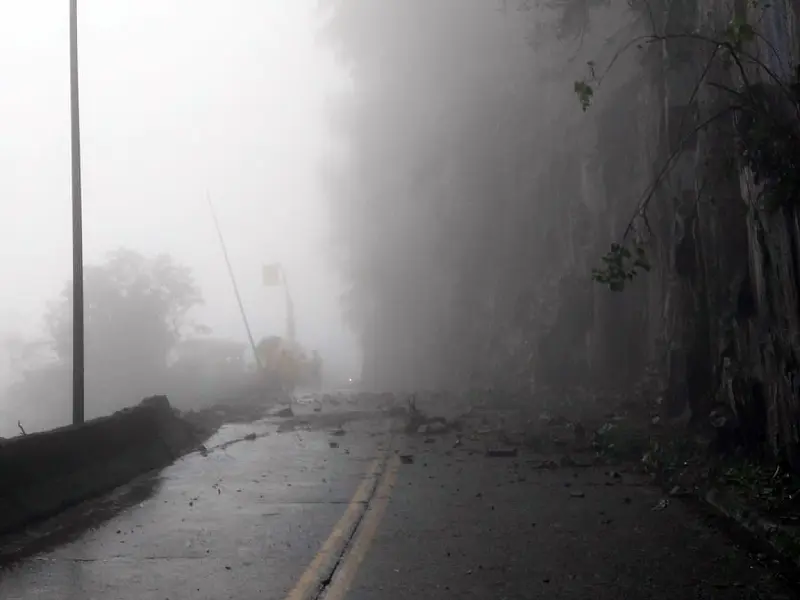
0,400,394,600
343,434,795,600
0,396,797,600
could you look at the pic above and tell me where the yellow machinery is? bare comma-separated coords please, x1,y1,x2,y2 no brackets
206,203,323,396
255,335,322,393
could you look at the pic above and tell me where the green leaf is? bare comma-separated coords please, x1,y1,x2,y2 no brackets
573,80,594,111
725,16,755,49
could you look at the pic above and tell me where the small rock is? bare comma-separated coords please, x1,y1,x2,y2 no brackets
652,498,670,511
244,432,257,441
485,447,518,458
331,428,346,437
329,442,339,449
668,485,689,497
426,421,448,434
531,459,559,470
570,491,585,498
400,454,414,464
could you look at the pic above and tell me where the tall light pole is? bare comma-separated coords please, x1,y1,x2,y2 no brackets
70,0,85,424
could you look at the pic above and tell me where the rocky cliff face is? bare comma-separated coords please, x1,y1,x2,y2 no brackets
553,0,800,466
325,0,800,466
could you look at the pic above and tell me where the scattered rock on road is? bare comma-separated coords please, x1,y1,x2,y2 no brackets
652,498,670,511
485,447,518,458
417,421,449,435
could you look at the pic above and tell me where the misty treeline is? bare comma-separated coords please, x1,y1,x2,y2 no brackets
322,0,800,466
2,249,247,434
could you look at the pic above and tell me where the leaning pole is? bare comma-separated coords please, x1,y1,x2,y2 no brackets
70,0,85,424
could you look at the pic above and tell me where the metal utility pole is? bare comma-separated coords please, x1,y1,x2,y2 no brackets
280,268,296,342
207,195,263,369
70,0,85,425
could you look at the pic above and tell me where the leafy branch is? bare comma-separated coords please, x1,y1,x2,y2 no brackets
592,243,651,291
576,15,800,290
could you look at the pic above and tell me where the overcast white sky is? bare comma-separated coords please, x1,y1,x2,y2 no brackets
0,1,358,377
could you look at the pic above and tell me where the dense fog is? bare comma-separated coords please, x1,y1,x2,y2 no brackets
5,0,796,464
321,0,643,393
0,1,358,436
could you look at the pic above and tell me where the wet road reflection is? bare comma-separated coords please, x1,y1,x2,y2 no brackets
0,405,391,600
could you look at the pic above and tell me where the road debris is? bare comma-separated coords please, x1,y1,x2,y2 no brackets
668,485,690,497
530,459,559,470
652,498,670,511
417,421,449,435
400,454,415,464
485,447,518,458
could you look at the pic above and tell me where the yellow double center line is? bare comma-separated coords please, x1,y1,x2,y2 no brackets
284,450,401,600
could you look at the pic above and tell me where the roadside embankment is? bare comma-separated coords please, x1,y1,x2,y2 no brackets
0,395,210,536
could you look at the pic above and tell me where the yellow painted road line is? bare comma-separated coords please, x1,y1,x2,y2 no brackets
321,453,401,600
284,456,385,600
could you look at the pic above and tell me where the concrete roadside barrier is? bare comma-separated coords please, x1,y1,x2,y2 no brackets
0,395,207,536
